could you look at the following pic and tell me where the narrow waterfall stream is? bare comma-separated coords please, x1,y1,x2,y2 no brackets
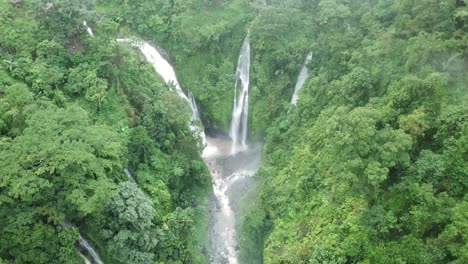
116,38,207,148
118,37,261,264
79,252,92,264
60,222,103,264
115,39,189,101
291,52,313,105
188,91,201,121
83,21,94,37
188,91,209,148
78,235,104,264
229,36,251,154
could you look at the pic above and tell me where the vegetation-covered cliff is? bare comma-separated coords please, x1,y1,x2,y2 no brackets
1,1,211,263
1,0,466,263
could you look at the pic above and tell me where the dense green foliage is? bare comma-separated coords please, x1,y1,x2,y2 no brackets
101,1,467,262
1,0,467,263
0,1,210,263
239,0,468,263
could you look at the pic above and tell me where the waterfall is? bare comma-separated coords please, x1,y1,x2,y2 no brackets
83,21,94,37
229,36,251,154
128,41,189,102
188,91,210,149
60,222,103,264
124,168,133,180
78,235,104,264
116,38,207,146
188,91,201,121
291,52,313,105
115,39,188,100
79,252,92,264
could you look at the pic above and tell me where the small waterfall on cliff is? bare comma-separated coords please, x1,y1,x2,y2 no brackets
83,21,94,37
188,91,201,121
117,39,189,101
60,222,103,264
229,36,251,154
78,235,104,264
79,252,92,264
291,52,313,105
188,91,211,151
116,39,207,146
124,168,133,180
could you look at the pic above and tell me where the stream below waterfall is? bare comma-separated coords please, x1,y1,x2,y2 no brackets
203,136,262,264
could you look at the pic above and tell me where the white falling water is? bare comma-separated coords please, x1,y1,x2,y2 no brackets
116,39,188,101
116,38,208,147
229,36,251,154
78,235,104,264
59,222,101,264
123,168,133,180
188,91,212,152
291,52,313,105
83,21,94,37
188,91,201,121
79,252,92,264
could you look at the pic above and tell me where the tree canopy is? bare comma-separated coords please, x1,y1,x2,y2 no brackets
1,0,466,263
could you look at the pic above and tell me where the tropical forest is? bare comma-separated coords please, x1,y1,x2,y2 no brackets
0,0,466,263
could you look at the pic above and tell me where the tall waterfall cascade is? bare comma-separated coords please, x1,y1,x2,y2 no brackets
203,33,261,264
229,36,251,154
116,38,208,148
291,52,313,105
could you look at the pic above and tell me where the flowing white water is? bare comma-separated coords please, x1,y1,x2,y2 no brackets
188,91,201,122
291,52,313,105
79,252,92,264
83,21,94,37
229,36,251,154
188,91,209,148
59,222,102,264
78,235,104,264
207,147,238,264
124,168,133,180
116,38,208,147
205,137,262,264
116,39,188,101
